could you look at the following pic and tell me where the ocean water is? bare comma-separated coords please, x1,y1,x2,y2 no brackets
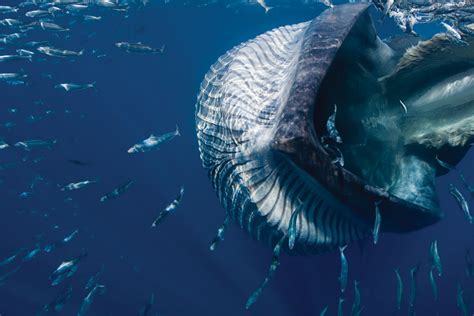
0,1,473,315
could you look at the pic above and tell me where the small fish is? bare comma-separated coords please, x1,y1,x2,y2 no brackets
25,10,49,18
0,6,18,14
435,155,455,171
442,22,468,46
409,264,420,315
288,206,302,250
14,139,57,150
83,15,101,21
151,186,184,227
339,245,348,293
0,266,21,286
449,184,473,223
0,248,23,267
62,229,79,244
100,180,133,202
24,40,49,47
40,286,73,313
0,55,32,63
384,0,394,15
23,244,41,261
457,284,468,316
429,268,438,301
257,0,272,13
0,73,27,81
115,41,165,54
78,283,106,316
138,293,155,316
50,252,87,286
320,306,328,316
337,297,344,316
85,266,104,290
55,82,95,92
465,249,474,277
127,125,180,153
209,215,230,251
66,4,88,12
0,32,26,44
430,240,442,276
38,21,69,32
245,234,285,309
37,46,84,58
326,104,342,143
399,99,408,113
16,49,34,56
373,200,382,245
62,180,97,191
394,269,403,310
351,280,361,316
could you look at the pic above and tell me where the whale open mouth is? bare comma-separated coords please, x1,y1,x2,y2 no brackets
311,10,474,232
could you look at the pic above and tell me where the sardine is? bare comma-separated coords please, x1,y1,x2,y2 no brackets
0,55,32,62
430,240,442,276
151,186,184,227
449,184,473,223
127,125,180,153
55,82,95,92
288,206,302,250
40,286,72,314
0,248,23,267
14,139,57,150
85,266,104,290
429,268,438,301
50,252,87,286
339,245,348,293
115,42,165,54
37,46,84,58
209,214,230,251
0,73,27,81
61,180,97,191
409,264,420,315
373,201,382,244
25,10,49,18
77,283,106,316
100,180,133,202
442,22,468,46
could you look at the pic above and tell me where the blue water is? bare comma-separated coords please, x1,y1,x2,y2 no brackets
0,1,473,315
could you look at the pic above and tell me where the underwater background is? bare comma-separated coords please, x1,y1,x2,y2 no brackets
0,0,473,315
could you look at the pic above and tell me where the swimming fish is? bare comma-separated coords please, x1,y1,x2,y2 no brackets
127,125,180,153
209,215,230,251
429,268,438,301
44,229,79,253
61,180,97,191
23,244,41,262
435,155,455,171
326,104,342,143
339,245,348,293
0,6,18,14
0,19,23,27
0,32,26,44
395,269,402,310
37,21,69,32
351,280,361,316
337,297,344,316
430,240,442,276
288,206,302,250
0,73,27,82
77,283,106,316
50,252,87,286
16,49,34,56
257,0,272,13
0,55,32,62
151,186,184,227
138,293,155,316
85,266,104,290
457,284,468,316
40,286,73,314
449,184,473,223
0,140,9,150
0,248,23,267
83,15,102,21
55,82,96,92
100,180,133,202
115,42,165,54
399,99,408,113
409,264,420,315
245,235,285,309
441,22,468,46
0,266,21,286
373,201,382,244
25,9,49,18
37,46,84,57
14,139,57,150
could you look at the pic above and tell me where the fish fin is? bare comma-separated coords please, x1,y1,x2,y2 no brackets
175,124,180,136
265,6,273,13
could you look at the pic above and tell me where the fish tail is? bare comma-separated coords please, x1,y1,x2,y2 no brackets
160,45,165,54
265,6,273,13
175,124,180,136
90,81,98,92
79,49,85,56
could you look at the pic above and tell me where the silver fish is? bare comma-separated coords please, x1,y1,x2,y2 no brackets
14,139,57,150
55,82,95,92
25,10,49,18
339,245,348,293
151,186,184,227
127,125,180,153
0,19,23,27
209,214,230,251
83,15,101,21
430,240,442,276
100,180,133,202
37,46,84,57
449,184,472,223
429,268,438,301
373,201,382,245
0,248,23,267
460,174,474,197
115,42,165,54
0,140,9,150
50,252,86,286
16,49,34,56
0,6,18,14
85,266,104,290
394,268,403,308
0,55,32,62
23,244,41,262
38,21,69,32
442,22,468,46
409,264,420,315
0,73,27,81
435,155,455,171
77,283,106,316
0,32,26,44
61,180,97,191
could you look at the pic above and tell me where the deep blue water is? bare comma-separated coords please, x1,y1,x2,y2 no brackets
0,1,473,315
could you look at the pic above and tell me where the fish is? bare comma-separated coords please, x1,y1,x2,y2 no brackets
0,73,27,82
399,100,408,113
138,293,155,316
245,235,285,309
115,41,165,54
449,184,473,223
209,215,230,251
441,22,468,46
66,4,88,13
0,266,21,286
373,201,382,245
77,283,106,316
151,186,184,227
337,297,344,316
435,155,455,171
351,280,361,316
55,82,96,92
23,244,41,262
0,55,32,63
430,240,442,276
40,286,73,314
16,49,34,56
339,245,348,293
409,264,420,315
127,125,180,153
0,19,23,27
37,21,69,32
0,140,9,150
429,268,438,301
100,180,133,202
320,306,328,316
460,174,474,197
465,249,474,277
85,266,104,290
50,252,87,286
394,268,403,310
0,248,23,267
326,104,342,143
24,40,49,47
61,180,97,191
288,206,302,250
457,284,468,316
257,0,272,13
0,6,18,14
83,15,102,21
0,32,26,44
25,10,49,18
14,139,57,150
37,46,84,58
